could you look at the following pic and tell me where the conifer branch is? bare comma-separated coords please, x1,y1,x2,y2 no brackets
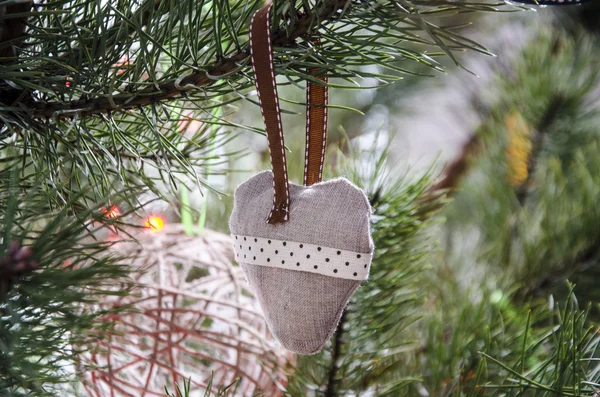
27,51,247,118
324,311,346,397
25,0,350,119
60,0,173,61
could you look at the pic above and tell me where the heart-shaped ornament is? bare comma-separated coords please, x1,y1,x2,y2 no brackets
230,171,373,354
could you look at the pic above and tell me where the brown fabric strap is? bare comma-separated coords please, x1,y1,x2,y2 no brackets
304,69,328,186
250,5,289,224
250,4,328,224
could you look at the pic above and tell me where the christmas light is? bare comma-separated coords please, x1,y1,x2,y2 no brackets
113,57,130,75
103,205,120,219
145,216,164,232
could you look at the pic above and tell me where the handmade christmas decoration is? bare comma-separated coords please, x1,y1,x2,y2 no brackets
229,5,374,355
79,224,292,396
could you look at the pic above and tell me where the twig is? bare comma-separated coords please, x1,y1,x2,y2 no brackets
417,133,481,217
324,311,346,397
427,134,480,195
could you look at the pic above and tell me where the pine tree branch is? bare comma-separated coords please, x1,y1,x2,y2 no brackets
60,0,172,61
417,93,563,212
25,0,350,119
324,310,346,397
26,51,248,118
0,0,170,110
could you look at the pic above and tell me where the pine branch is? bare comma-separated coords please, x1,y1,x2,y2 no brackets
25,0,350,119
416,93,551,215
18,0,519,119
61,0,173,61
475,290,600,397
0,168,135,394
324,311,346,397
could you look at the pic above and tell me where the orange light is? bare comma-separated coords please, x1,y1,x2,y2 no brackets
145,216,164,232
114,56,130,75
103,205,120,219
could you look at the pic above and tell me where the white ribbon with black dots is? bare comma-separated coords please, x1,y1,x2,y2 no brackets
232,235,372,280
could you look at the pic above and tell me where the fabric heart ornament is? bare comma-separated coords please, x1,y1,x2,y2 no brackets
230,172,372,354
229,4,373,355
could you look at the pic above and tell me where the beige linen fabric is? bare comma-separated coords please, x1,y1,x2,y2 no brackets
230,171,373,354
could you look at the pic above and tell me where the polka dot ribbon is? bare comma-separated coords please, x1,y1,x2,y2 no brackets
250,4,329,225
233,235,372,280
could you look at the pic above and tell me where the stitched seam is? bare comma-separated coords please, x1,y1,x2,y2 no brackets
320,76,328,181
304,80,311,186
250,5,289,222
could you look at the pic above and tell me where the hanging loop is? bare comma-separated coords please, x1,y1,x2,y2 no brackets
304,64,328,187
249,4,329,224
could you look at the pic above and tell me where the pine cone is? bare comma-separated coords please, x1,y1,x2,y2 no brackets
0,241,39,290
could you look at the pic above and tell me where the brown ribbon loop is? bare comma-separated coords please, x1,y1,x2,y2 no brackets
250,5,289,224
250,4,328,224
304,70,328,187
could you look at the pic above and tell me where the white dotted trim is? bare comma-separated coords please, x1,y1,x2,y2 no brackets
232,235,372,280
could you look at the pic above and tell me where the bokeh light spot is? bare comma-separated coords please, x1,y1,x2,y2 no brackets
145,216,164,232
